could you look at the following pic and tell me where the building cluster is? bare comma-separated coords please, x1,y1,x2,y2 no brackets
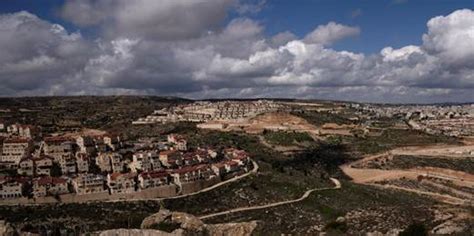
133,100,286,124
0,123,38,139
0,127,251,200
350,103,474,137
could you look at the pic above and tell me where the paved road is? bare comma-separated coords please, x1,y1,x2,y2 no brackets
199,178,341,220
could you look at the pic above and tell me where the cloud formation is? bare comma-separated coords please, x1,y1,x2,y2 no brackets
0,2,473,103
303,22,360,45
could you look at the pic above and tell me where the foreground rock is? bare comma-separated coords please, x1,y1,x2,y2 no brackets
0,220,16,236
94,209,257,236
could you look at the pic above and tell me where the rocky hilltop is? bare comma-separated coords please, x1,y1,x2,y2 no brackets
94,209,257,236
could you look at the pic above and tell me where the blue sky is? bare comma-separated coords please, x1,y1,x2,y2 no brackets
251,0,474,53
1,0,472,54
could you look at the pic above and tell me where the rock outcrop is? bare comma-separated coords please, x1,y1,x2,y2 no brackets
0,220,17,236
205,221,258,236
94,209,257,236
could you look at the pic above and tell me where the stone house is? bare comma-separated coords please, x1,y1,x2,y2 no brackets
159,150,182,168
107,173,136,194
59,153,77,175
75,153,89,173
72,174,106,195
75,136,96,155
43,137,75,163
169,166,201,184
1,138,33,167
18,157,34,176
138,171,169,189
33,177,68,198
34,156,53,176
0,179,22,199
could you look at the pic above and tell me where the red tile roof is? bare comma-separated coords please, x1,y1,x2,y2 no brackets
4,137,30,143
44,136,73,144
36,177,67,185
109,172,136,181
139,171,168,179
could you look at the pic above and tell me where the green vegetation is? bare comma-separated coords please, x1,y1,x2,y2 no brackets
342,129,460,154
0,201,162,233
263,130,313,146
291,110,355,126
0,96,189,134
324,220,348,234
399,222,428,236
50,162,62,177
368,155,474,174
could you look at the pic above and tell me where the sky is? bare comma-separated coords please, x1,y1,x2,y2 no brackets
0,0,473,103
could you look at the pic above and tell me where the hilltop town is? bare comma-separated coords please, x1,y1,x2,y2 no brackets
0,97,472,235
0,124,252,203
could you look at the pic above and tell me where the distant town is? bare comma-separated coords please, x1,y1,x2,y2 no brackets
351,103,474,137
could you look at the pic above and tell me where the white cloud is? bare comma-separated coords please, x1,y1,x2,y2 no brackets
1,7,474,103
303,22,360,46
422,9,474,68
60,0,235,40
0,11,92,94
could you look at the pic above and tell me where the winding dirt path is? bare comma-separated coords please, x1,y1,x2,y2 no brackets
340,146,474,206
199,178,341,220
163,159,260,200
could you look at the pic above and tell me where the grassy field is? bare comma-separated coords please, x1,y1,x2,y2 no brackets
291,110,356,126
203,181,438,234
366,155,474,174
263,130,313,146
342,129,460,155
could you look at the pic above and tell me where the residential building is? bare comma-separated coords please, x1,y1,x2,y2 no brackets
32,177,68,197
138,171,169,189
6,124,37,139
58,153,77,175
0,181,22,199
110,153,124,173
159,150,182,168
93,136,108,153
96,153,124,173
75,136,96,155
167,134,187,151
34,156,53,176
72,174,106,195
107,173,136,194
130,150,160,173
1,138,33,166
75,153,89,173
18,157,34,176
169,166,201,184
211,163,227,176
43,137,75,163
104,134,121,151
18,125,37,139
96,153,113,172
223,160,241,173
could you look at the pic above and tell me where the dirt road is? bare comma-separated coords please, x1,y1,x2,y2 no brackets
199,178,341,220
341,146,474,206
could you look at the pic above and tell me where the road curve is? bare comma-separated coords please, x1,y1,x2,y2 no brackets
199,177,341,220
104,159,260,203
163,159,260,200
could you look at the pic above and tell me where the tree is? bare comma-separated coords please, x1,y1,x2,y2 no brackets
400,222,428,236
21,181,33,198
50,162,62,177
